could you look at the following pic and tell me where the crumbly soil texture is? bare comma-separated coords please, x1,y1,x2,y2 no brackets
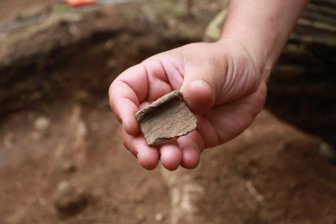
1,1,336,224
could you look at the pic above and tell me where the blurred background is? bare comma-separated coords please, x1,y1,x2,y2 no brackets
0,0,336,223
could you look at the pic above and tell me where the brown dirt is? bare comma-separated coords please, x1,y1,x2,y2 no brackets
192,111,336,223
0,99,172,224
0,0,59,24
1,1,336,224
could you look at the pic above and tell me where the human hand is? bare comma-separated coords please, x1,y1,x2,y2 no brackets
109,39,267,170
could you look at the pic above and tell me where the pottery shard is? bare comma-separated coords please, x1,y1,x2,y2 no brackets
136,90,197,146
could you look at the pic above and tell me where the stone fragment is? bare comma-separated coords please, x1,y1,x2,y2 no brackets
53,180,88,216
155,212,164,222
136,91,197,146
33,116,50,131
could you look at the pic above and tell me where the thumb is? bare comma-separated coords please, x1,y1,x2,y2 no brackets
180,79,215,114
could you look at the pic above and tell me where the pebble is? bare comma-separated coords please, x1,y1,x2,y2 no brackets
33,116,50,131
53,180,88,216
61,161,77,173
155,212,163,222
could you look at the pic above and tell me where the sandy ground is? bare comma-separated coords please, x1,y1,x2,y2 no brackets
2,98,336,224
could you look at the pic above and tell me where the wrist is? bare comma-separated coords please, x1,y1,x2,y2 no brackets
220,0,308,81
219,33,273,81
215,38,266,80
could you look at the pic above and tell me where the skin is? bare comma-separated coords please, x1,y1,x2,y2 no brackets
109,0,308,170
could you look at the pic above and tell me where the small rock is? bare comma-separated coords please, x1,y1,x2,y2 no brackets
154,212,164,222
53,180,88,216
104,39,115,50
60,161,77,173
33,116,50,131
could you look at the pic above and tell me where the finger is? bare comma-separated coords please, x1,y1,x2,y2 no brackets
141,58,175,102
180,79,214,114
178,131,204,169
139,101,150,110
195,114,219,148
121,129,137,157
159,143,182,171
206,82,266,143
109,64,149,135
109,60,176,135
121,129,159,170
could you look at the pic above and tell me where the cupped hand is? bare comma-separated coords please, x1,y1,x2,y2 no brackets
109,39,267,170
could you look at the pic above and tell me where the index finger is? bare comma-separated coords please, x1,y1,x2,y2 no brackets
109,63,149,135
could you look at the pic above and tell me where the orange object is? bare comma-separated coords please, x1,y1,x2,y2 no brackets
64,0,97,7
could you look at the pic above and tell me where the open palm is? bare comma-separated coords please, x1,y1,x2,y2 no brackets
109,40,267,170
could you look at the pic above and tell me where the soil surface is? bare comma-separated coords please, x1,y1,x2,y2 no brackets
1,1,336,224
0,0,59,24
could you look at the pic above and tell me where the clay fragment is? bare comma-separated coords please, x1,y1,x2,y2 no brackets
136,90,197,146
